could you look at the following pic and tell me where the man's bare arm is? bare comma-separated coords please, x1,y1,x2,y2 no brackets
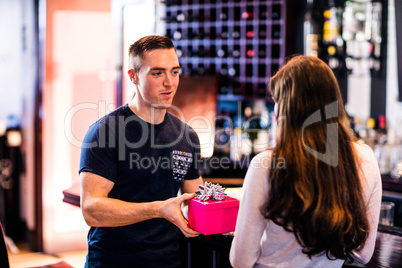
80,172,200,237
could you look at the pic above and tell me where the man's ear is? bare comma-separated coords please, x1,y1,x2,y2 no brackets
128,69,139,84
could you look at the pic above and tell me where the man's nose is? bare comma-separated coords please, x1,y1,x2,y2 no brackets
164,73,173,87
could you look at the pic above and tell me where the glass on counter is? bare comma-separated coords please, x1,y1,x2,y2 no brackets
374,144,402,178
380,201,395,226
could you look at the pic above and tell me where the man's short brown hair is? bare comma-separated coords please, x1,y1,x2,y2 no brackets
128,35,175,72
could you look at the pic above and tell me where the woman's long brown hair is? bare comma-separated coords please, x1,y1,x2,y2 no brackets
264,55,369,261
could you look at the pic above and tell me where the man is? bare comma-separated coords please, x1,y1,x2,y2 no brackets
79,35,203,267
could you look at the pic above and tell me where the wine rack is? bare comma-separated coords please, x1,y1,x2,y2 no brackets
162,0,286,101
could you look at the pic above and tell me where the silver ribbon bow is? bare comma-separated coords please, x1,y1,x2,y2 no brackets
195,182,227,201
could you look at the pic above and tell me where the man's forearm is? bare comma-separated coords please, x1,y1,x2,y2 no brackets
82,196,163,227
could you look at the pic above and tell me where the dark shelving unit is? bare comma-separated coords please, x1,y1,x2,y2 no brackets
163,0,286,102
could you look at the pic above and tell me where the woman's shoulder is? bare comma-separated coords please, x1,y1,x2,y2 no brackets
352,142,377,163
352,142,381,190
250,147,286,169
245,149,276,183
249,149,274,168
353,141,373,152
241,150,273,197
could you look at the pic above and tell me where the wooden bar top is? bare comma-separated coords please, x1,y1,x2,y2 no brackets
63,180,402,267
62,178,244,208
62,182,80,207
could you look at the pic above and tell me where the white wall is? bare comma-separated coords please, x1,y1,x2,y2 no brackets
386,0,402,141
0,0,24,121
0,0,37,238
19,0,38,234
42,10,115,253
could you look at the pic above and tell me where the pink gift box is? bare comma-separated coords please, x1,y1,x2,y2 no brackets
188,196,240,235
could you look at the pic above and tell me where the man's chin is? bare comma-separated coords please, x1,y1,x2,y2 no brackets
152,103,173,109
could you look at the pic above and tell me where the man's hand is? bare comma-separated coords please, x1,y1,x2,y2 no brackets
160,193,200,238
221,232,235,237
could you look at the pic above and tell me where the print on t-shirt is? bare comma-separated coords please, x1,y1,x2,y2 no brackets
172,150,193,182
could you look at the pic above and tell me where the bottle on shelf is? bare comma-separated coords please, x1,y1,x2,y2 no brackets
244,104,268,156
232,45,241,58
253,105,270,153
188,29,196,39
272,4,282,20
221,26,229,39
246,48,255,58
272,24,281,39
241,106,253,157
217,46,228,58
161,0,180,7
259,5,268,20
219,8,228,20
228,66,237,77
176,12,185,22
230,106,247,163
197,64,205,76
257,83,266,98
233,26,241,39
365,117,377,148
198,8,204,22
246,25,254,39
378,115,387,134
258,45,266,58
214,110,232,156
198,45,206,57
187,9,194,22
163,11,173,23
187,63,195,76
186,47,194,57
233,82,242,95
259,24,267,38
220,64,228,76
230,127,243,163
165,29,173,39
173,29,182,40
377,115,388,145
218,76,229,95
176,46,183,58
242,7,254,20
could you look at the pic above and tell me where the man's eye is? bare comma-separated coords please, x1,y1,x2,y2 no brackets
172,71,179,75
152,72,162,76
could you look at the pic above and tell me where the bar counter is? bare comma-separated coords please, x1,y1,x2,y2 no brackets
61,178,245,207
184,225,402,268
63,178,402,267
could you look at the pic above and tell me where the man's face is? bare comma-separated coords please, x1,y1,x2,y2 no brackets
134,48,180,109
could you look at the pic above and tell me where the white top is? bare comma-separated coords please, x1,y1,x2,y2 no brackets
230,143,382,268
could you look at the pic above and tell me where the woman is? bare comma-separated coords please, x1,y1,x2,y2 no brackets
230,56,382,267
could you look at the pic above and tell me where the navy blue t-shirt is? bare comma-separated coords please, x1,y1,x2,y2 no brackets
79,104,201,268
